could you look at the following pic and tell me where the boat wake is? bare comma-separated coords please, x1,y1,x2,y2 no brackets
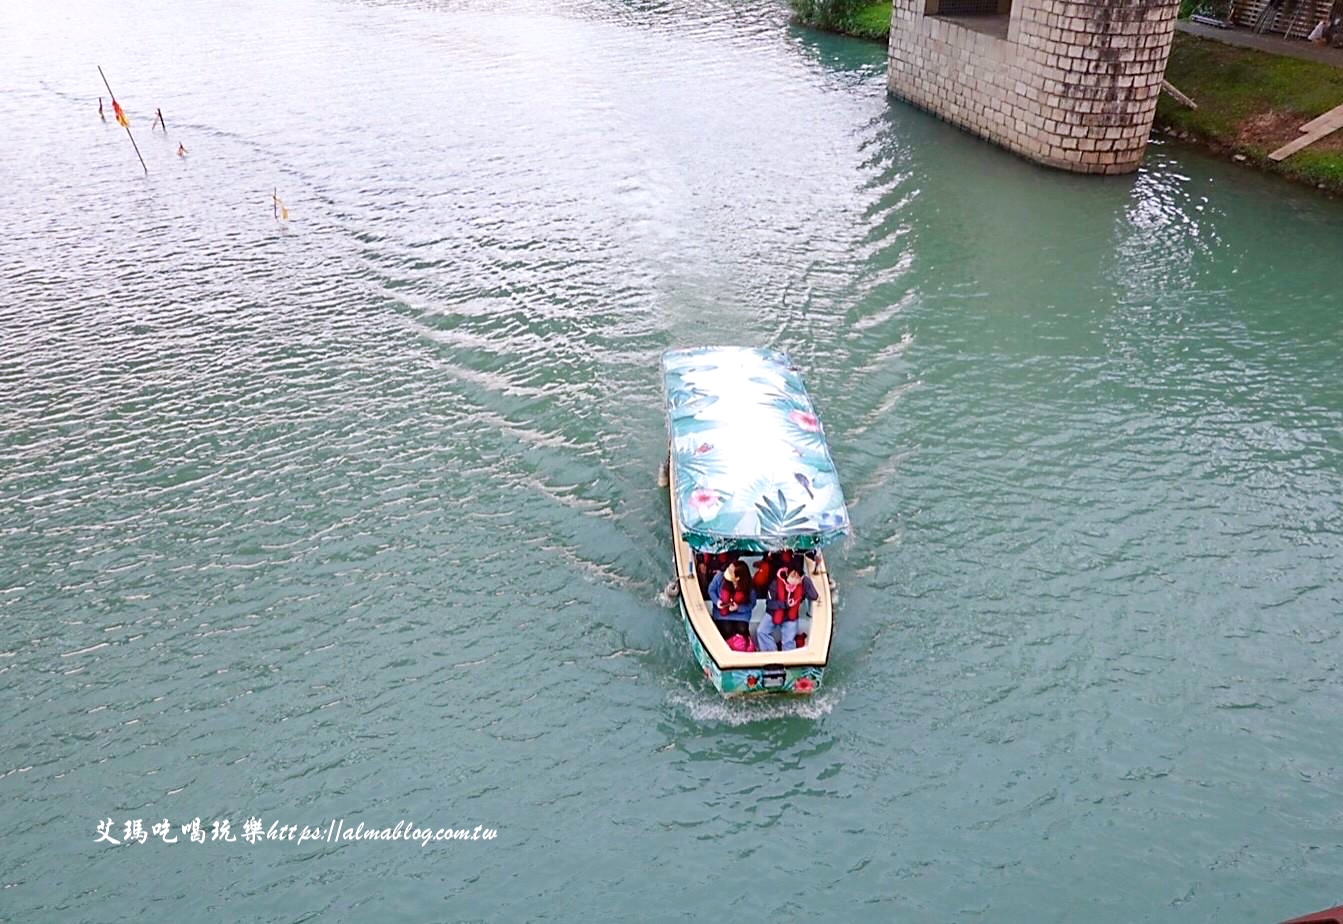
667,686,838,724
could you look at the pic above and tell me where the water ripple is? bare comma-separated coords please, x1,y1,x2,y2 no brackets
2,0,1342,921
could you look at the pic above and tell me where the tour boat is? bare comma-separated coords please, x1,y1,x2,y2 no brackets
661,346,850,695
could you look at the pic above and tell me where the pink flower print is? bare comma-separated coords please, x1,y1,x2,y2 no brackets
792,677,816,694
788,409,820,431
689,487,721,521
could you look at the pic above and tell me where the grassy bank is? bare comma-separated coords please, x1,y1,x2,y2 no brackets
790,0,890,42
1156,33,1343,193
847,1,892,40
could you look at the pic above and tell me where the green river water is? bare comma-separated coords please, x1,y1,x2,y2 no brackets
2,0,1342,920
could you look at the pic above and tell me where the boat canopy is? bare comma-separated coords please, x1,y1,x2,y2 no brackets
662,346,850,553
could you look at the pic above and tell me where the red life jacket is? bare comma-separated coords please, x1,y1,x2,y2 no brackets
754,551,801,592
718,577,748,613
752,560,772,592
772,575,805,624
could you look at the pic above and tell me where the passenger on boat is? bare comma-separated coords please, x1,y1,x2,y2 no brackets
707,560,755,640
696,551,738,598
755,566,817,652
752,549,808,592
751,556,773,593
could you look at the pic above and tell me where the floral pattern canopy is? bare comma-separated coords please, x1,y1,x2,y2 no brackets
662,346,850,553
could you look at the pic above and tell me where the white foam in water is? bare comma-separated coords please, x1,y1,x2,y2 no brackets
654,583,681,608
667,685,838,724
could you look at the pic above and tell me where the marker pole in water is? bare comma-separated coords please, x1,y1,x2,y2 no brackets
96,66,148,175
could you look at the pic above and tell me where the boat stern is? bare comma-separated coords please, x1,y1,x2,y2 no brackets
680,603,824,695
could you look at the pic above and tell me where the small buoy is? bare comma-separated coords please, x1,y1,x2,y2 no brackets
656,459,669,487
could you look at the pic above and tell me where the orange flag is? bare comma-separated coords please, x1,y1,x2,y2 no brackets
112,99,129,128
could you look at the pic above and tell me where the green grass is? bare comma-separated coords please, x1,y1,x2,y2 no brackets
847,1,892,41
1289,149,1343,186
1156,33,1343,193
790,0,890,42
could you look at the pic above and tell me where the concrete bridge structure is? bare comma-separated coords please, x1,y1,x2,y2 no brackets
886,0,1182,173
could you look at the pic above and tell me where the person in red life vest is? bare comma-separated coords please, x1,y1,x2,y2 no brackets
751,556,772,593
755,566,817,652
695,551,738,598
707,560,756,640
752,549,808,593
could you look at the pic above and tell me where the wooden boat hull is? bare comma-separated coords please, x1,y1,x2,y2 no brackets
668,454,832,695
660,347,846,697
678,593,825,694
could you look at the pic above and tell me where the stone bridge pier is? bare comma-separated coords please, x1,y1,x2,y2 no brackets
887,0,1182,173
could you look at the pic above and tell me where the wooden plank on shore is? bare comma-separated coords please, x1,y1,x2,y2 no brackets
1270,109,1343,160
1298,102,1343,134
1161,80,1198,110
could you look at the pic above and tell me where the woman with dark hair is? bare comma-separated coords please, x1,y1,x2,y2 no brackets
695,550,738,598
707,560,756,640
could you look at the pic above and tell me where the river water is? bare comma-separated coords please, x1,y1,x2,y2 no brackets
2,0,1342,920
